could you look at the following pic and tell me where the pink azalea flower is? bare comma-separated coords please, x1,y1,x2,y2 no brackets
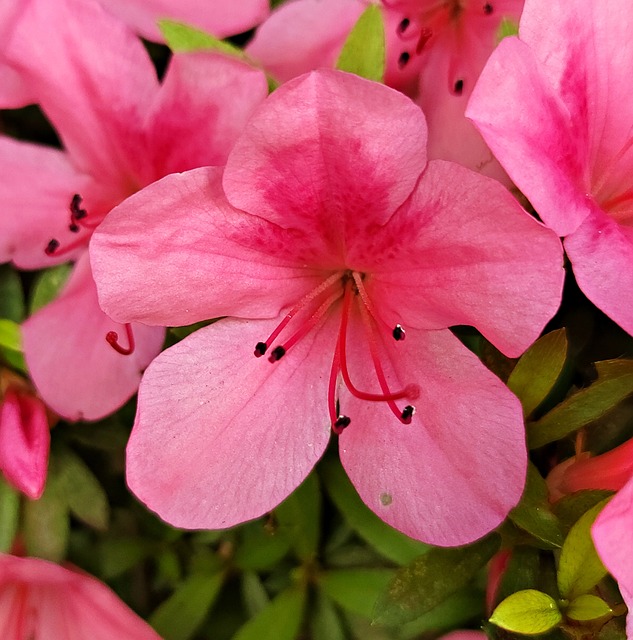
247,0,523,180
0,0,268,420
91,70,564,545
0,553,161,639
467,0,633,336
0,371,49,500
97,0,269,42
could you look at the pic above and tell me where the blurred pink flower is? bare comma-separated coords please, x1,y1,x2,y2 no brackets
0,0,268,420
467,0,633,336
0,553,161,639
92,70,564,545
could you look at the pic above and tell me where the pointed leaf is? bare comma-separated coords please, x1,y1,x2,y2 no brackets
241,572,270,617
310,593,346,640
159,19,246,58
373,534,500,625
150,572,225,640
566,594,612,622
553,490,614,531
29,263,72,314
0,265,25,322
336,5,385,82
0,476,19,552
529,360,633,448
558,499,610,600
320,569,394,618
100,537,154,579
233,520,291,571
0,319,21,353
507,329,568,417
490,590,562,634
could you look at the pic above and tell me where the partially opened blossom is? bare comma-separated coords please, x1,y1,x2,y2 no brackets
92,70,563,545
0,553,161,639
247,0,523,179
0,370,49,499
98,0,269,43
0,0,268,420
467,0,633,335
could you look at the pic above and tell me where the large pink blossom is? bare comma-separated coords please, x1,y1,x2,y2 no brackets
91,70,564,545
0,0,268,420
467,0,633,336
247,0,523,180
0,553,161,639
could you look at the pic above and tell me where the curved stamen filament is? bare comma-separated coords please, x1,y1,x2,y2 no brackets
352,272,405,341
254,271,344,357
328,339,350,434
45,234,89,257
106,323,135,355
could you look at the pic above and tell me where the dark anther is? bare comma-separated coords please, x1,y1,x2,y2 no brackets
268,346,286,362
254,342,268,357
483,3,493,14
401,405,415,424
392,324,406,341
397,18,410,34
453,79,464,95
70,193,88,220
398,52,411,69
335,415,351,430
69,222,80,233
45,239,60,256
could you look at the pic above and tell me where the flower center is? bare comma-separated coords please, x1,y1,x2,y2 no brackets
44,194,101,258
253,271,419,433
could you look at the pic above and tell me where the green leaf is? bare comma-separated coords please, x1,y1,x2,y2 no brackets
0,265,25,322
275,472,321,561
320,569,394,618
553,490,614,531
150,572,224,640
335,5,385,82
509,464,564,548
232,586,306,640
490,589,562,635
496,546,542,604
566,594,612,622
29,263,72,314
507,329,568,417
57,448,109,530
496,17,519,42
320,455,428,565
0,319,22,353
372,534,500,625
0,476,19,552
99,537,153,579
159,19,246,58
529,359,633,448
310,593,346,640
233,520,291,571
241,572,270,617
557,499,610,600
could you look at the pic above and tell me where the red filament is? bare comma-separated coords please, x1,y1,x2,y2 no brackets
106,323,135,355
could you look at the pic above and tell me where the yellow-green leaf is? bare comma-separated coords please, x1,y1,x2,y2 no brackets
490,590,562,635
566,594,612,622
336,5,385,82
159,19,246,57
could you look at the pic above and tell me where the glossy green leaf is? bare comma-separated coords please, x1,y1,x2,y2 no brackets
29,263,72,314
509,464,564,548
320,455,428,564
336,5,385,82
0,476,19,552
490,589,562,634
558,499,610,599
372,534,500,625
150,572,224,640
310,593,346,640
566,594,612,622
159,19,246,57
529,359,633,448
320,569,394,618
232,586,306,640
0,319,21,353
0,265,25,322
275,472,321,561
508,329,568,417
233,520,291,571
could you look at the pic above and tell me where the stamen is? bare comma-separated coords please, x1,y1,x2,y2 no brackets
483,3,493,14
328,339,344,431
416,28,433,54
397,18,410,34
254,271,344,357
334,415,351,431
44,234,87,257
70,194,88,220
453,79,464,95
45,239,60,256
268,346,286,362
401,405,415,423
392,324,406,341
106,323,135,355
398,52,411,69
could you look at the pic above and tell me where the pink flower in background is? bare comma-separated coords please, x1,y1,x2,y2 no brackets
0,0,268,420
247,0,523,180
0,371,49,499
92,70,563,545
467,0,633,336
0,553,161,639
98,0,269,42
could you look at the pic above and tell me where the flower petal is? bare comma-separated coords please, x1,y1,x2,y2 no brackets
91,167,328,326
100,0,269,42
127,315,335,529
145,52,269,178
564,208,633,336
339,325,526,546
366,160,564,357
247,0,365,83
466,37,590,236
223,70,428,249
22,254,164,422
0,388,49,499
